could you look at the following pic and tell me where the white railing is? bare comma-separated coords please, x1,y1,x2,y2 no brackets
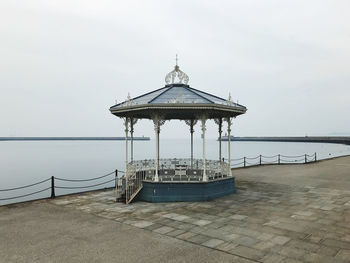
131,158,231,181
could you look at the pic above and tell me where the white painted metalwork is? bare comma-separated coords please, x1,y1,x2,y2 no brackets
214,118,223,162
153,118,160,182
130,118,137,163
201,117,207,182
227,117,232,176
151,116,166,182
124,118,129,173
131,158,231,181
185,119,197,168
165,57,189,85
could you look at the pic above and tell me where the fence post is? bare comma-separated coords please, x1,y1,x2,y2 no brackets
278,154,280,164
244,157,246,167
115,169,118,188
304,154,307,164
314,152,317,162
51,176,55,198
259,155,262,165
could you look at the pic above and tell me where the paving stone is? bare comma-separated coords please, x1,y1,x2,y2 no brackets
216,242,239,252
143,223,163,231
294,211,314,217
165,220,182,228
273,222,306,233
257,233,274,241
166,229,186,237
176,231,197,240
172,214,190,221
278,247,306,260
288,239,320,253
271,236,291,245
153,226,174,234
187,234,211,245
303,252,345,263
156,218,174,225
132,220,154,228
290,214,318,221
231,214,248,220
201,238,225,248
235,236,259,247
207,222,225,229
232,227,262,238
261,253,286,263
304,234,323,244
230,245,265,261
192,219,212,226
264,221,279,226
225,233,240,241
254,241,276,251
176,223,196,231
322,238,350,249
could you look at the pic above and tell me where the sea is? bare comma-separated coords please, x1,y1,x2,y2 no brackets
1,139,350,205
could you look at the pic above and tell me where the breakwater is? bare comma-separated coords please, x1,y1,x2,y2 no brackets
221,136,350,145
0,137,150,141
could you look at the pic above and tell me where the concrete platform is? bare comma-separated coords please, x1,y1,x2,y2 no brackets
1,156,350,263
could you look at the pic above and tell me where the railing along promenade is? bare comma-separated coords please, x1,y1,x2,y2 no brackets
0,152,319,205
230,152,317,167
0,170,123,205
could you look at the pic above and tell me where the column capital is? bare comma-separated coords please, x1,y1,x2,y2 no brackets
152,115,165,128
214,118,222,125
130,118,138,133
185,119,197,133
214,118,223,133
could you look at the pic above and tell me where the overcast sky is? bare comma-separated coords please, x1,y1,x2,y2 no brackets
1,0,349,139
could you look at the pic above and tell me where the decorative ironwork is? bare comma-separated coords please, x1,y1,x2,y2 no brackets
129,158,231,182
165,56,189,84
226,92,234,106
130,118,138,133
184,119,197,128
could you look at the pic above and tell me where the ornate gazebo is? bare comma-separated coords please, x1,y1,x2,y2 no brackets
110,60,247,203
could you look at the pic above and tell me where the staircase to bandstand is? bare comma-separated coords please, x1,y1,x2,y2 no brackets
116,164,145,204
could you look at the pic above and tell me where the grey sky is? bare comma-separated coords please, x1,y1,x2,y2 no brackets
1,0,349,139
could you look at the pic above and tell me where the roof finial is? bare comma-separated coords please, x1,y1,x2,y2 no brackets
165,56,189,85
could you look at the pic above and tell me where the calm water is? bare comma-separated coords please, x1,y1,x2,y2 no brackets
1,139,350,205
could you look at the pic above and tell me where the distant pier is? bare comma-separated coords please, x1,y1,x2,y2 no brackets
221,136,350,145
0,137,150,141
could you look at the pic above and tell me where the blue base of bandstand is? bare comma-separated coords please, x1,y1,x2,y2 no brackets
137,177,236,202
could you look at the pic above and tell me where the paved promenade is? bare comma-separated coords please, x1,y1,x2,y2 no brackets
1,156,350,262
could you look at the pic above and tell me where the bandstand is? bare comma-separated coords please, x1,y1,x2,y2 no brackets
110,60,247,204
